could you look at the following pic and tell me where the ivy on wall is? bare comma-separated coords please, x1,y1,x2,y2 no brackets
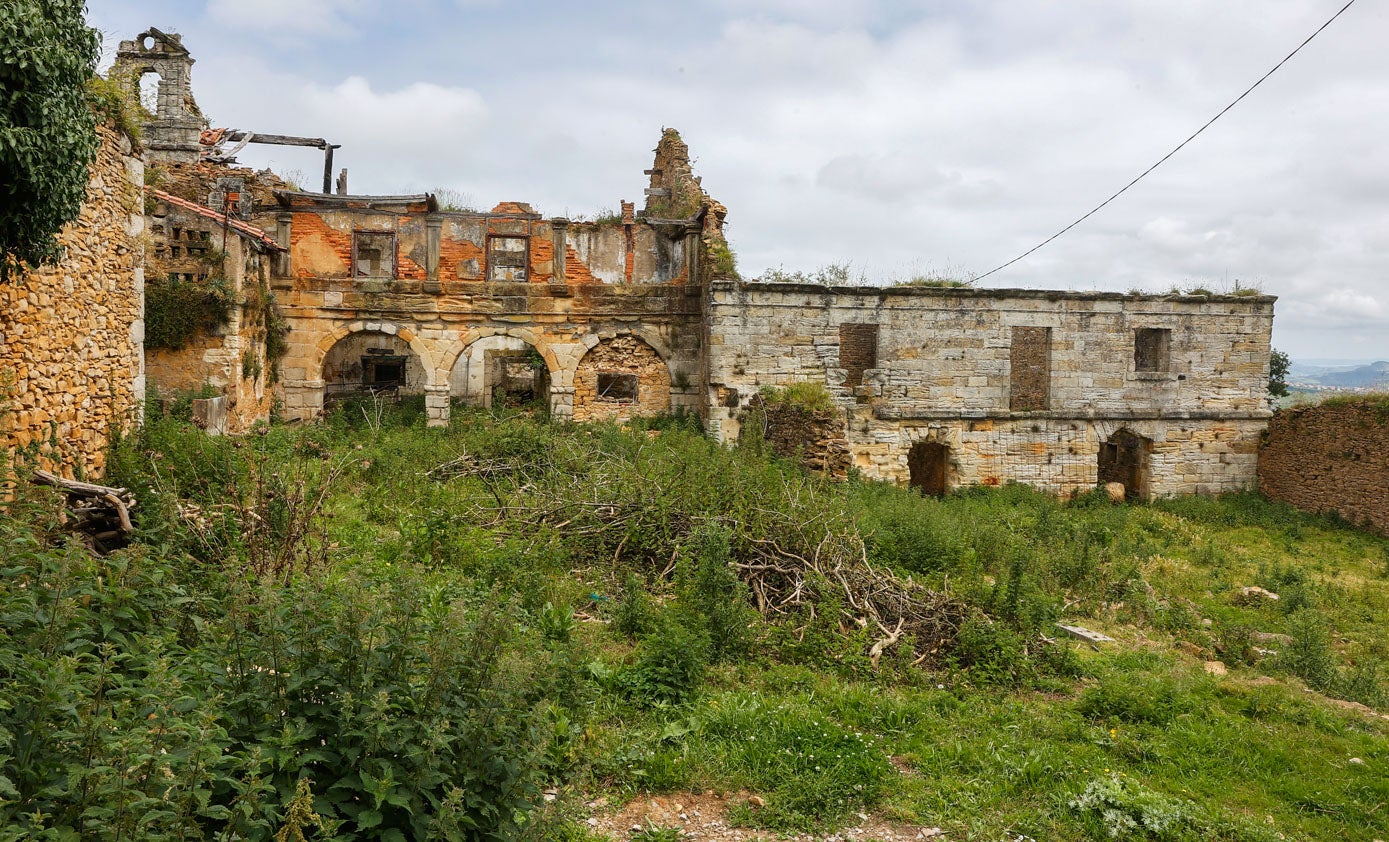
144,275,233,350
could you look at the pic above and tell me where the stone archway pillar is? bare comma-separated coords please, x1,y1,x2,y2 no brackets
550,386,575,420
425,384,451,428
281,378,326,422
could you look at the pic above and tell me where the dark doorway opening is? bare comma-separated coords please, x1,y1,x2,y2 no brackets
1098,428,1150,501
908,441,949,497
362,355,406,391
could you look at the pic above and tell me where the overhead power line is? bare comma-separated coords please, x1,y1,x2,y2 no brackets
974,0,1359,283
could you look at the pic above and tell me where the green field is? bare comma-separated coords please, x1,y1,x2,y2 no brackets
2,399,1386,840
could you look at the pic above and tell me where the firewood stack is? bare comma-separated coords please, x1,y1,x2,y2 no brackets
33,469,138,554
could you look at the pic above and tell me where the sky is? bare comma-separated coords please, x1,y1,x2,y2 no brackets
85,0,1389,361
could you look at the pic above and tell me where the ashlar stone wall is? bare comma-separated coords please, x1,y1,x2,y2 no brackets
705,281,1275,497
0,125,145,478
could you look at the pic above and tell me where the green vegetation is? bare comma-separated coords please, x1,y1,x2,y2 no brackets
0,0,101,281
144,273,235,350
2,405,1387,839
757,381,837,413
1268,348,1290,400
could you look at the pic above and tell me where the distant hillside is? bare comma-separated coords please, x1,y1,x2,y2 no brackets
1317,360,1389,388
1289,359,1389,389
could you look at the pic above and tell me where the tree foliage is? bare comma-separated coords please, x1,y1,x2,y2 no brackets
0,0,100,280
1268,348,1291,400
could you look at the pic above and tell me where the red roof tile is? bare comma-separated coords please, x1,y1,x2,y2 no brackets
151,189,284,252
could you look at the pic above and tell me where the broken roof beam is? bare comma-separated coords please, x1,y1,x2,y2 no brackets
217,132,341,193
221,131,332,149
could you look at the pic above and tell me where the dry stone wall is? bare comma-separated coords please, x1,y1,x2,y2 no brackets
705,281,1274,497
0,125,145,478
1258,401,1389,536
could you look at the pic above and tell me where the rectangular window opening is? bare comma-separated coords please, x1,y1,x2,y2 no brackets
1134,327,1171,373
487,235,529,281
354,231,396,278
1009,326,1051,411
597,372,638,402
838,323,879,390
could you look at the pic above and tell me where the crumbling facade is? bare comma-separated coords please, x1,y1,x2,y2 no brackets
0,125,146,478
115,27,1277,499
142,187,284,433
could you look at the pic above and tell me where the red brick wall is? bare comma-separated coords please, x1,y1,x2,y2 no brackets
1258,401,1389,536
839,323,878,390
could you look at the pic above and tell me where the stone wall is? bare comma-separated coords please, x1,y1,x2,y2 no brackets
143,191,279,433
0,124,145,478
270,194,703,426
573,335,672,422
1258,401,1389,536
705,281,1275,497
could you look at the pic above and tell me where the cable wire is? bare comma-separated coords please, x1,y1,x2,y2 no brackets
974,0,1359,282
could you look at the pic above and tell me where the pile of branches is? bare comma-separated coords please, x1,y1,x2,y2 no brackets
736,513,974,668
430,440,974,667
33,469,136,555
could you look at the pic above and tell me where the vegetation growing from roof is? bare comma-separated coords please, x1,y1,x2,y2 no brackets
0,0,101,281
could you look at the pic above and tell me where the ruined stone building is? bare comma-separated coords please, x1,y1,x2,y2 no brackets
110,27,1275,499
0,123,145,478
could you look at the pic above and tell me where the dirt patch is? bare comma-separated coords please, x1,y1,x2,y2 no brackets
586,792,944,840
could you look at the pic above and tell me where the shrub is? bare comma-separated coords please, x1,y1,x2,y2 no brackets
0,516,573,839
1076,673,1192,726
677,524,756,662
620,614,709,705
613,572,659,639
144,274,235,350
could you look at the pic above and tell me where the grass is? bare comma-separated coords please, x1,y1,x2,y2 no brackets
5,400,1388,839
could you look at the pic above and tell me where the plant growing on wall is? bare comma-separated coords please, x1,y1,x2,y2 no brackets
0,0,100,281
144,274,233,350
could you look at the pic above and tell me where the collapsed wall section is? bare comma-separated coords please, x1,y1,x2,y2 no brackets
1258,401,1389,536
0,125,146,478
704,281,1275,497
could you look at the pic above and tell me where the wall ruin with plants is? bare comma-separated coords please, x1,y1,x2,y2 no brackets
142,190,283,433
705,281,1275,497
0,124,145,478
1258,400,1389,536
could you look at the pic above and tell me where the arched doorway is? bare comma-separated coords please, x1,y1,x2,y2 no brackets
1098,428,1151,501
322,331,426,398
908,441,950,496
449,335,549,410
573,335,671,422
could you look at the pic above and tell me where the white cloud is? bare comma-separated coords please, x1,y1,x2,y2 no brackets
83,0,1389,360
205,0,369,37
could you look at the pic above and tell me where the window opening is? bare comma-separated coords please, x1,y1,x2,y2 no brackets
597,372,638,402
353,231,396,278
1134,328,1171,373
487,236,528,281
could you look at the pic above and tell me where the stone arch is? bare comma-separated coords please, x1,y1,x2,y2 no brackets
312,320,437,382
437,325,560,383
1098,427,1152,501
573,334,672,422
449,333,551,409
321,330,428,399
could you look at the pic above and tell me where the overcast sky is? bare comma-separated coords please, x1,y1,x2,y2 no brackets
86,0,1387,361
